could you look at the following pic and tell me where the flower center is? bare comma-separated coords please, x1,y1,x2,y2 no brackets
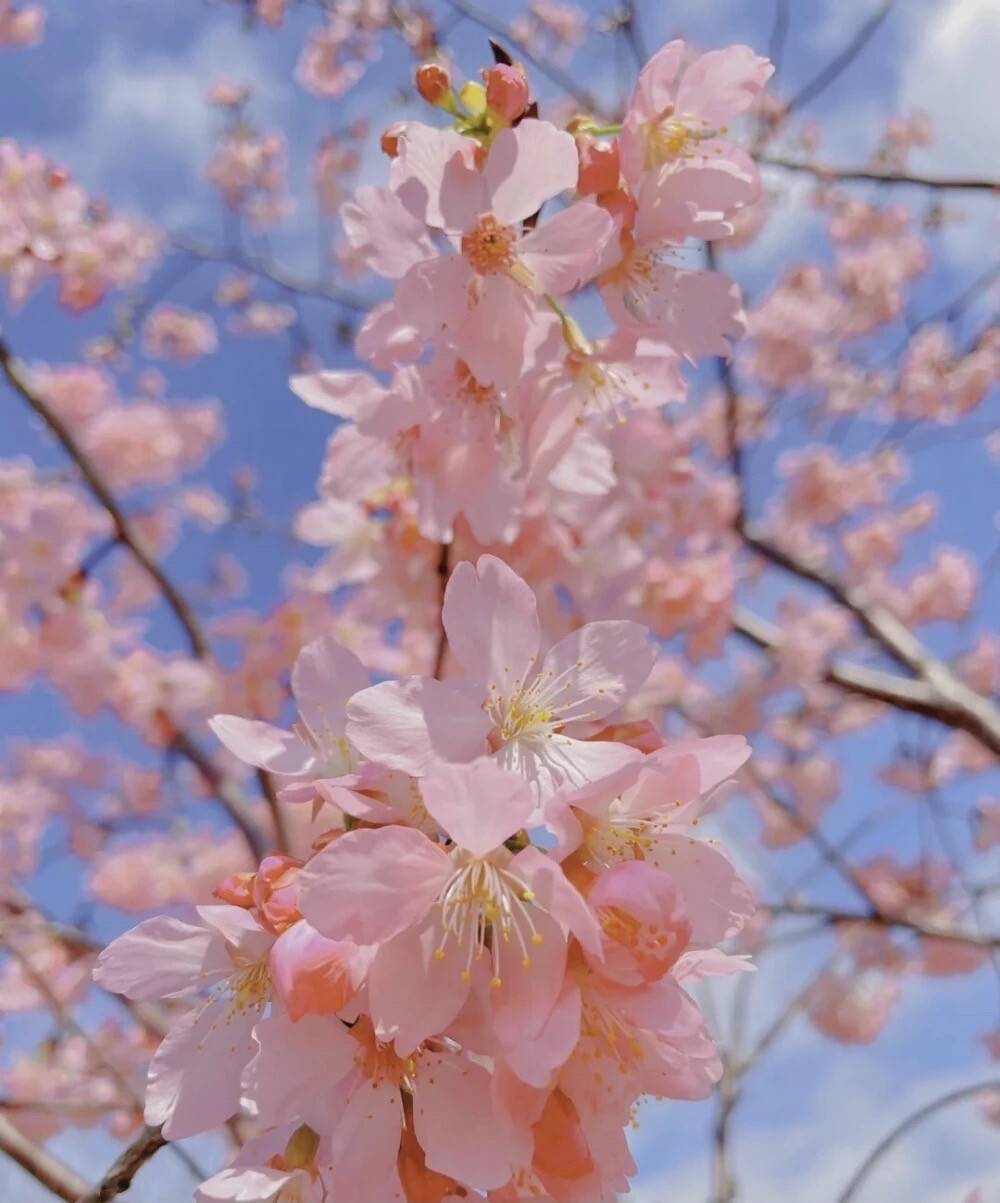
433,855,543,988
454,359,496,406
461,214,517,275
351,1015,413,1088
644,108,720,169
580,996,645,1077
483,656,596,749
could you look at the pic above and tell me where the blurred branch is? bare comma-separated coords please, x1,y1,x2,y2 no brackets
783,0,894,114
0,1112,88,1202
768,899,1000,948
0,337,209,660
834,1081,1000,1203
735,527,1000,758
75,1124,167,1203
0,333,283,860
760,155,1000,193
171,234,375,313
440,0,605,114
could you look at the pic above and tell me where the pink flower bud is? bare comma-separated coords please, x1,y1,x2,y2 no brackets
416,62,451,106
484,64,529,122
576,135,621,196
380,122,406,158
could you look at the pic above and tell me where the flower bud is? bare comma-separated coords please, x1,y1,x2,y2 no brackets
213,870,256,907
483,64,529,122
576,135,621,196
416,61,451,106
252,853,304,933
380,122,406,158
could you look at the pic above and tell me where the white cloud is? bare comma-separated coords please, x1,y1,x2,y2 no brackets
900,0,1000,177
50,20,290,230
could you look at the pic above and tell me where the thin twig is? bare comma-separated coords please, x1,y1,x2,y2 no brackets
834,1080,1000,1203
0,1112,88,1202
760,155,1000,193
784,0,894,114
74,1124,167,1203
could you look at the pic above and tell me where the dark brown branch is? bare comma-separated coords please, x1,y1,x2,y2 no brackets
0,1112,88,1202
759,155,1000,193
432,542,452,680
75,1124,166,1203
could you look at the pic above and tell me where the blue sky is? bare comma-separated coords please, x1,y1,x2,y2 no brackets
2,0,1000,1199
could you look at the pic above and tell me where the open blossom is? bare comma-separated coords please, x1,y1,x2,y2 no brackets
386,120,614,386
93,905,277,1138
346,555,656,800
620,41,773,183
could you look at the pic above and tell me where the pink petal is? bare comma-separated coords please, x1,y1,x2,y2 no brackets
391,122,484,230
340,184,434,279
536,620,656,723
649,836,754,943
94,916,226,1000
498,731,642,804
636,161,757,244
484,121,579,226
512,844,603,957
630,39,685,121
329,1078,403,1202
196,905,275,962
298,825,450,945
346,677,490,775
499,980,581,1088
289,370,386,421
291,634,370,744
420,759,534,854
243,1012,356,1127
443,555,541,687
676,45,774,125
516,203,614,295
208,714,315,775
488,905,568,1044
650,734,751,798
145,993,260,1139
368,921,471,1054
413,1051,519,1189
269,922,372,1021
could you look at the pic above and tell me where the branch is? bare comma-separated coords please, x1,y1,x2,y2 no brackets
735,526,1000,758
783,0,894,114
171,234,374,313
759,155,1000,193
0,337,208,659
769,899,1000,948
75,1124,166,1203
171,729,270,862
441,0,605,114
432,542,452,680
1,332,277,859
834,1081,1000,1203
0,1112,88,1202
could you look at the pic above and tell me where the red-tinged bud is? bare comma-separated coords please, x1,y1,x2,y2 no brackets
483,63,529,122
213,871,256,907
416,61,451,106
381,122,406,158
576,135,621,196
253,853,304,933
47,166,70,189
599,187,636,234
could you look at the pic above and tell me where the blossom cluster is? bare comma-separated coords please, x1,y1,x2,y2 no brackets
98,555,754,1201
0,140,160,307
